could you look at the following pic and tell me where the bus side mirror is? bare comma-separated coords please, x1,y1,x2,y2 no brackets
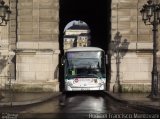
105,55,108,64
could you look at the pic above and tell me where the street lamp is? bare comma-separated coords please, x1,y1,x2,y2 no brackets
0,0,11,26
140,0,159,98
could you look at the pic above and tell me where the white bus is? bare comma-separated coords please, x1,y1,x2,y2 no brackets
62,47,107,91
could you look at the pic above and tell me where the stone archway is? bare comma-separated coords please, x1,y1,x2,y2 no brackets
59,0,111,91
63,20,91,51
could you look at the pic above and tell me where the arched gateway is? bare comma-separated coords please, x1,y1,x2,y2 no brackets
0,0,159,93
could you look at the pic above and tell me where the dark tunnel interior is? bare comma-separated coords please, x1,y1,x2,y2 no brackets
59,0,111,91
59,0,111,52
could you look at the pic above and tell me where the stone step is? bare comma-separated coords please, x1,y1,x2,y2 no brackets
3,80,59,93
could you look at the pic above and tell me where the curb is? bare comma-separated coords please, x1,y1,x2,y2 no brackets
0,92,61,107
104,91,160,112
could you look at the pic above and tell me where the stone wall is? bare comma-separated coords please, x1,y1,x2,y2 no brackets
1,0,60,92
111,52,152,92
16,0,59,85
111,0,160,92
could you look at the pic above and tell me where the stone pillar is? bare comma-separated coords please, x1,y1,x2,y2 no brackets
16,0,59,83
111,0,153,92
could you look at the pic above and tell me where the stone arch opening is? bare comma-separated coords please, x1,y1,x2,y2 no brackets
63,20,91,50
59,0,111,52
59,0,111,91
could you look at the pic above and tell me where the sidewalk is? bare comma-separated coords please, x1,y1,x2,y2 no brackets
105,91,160,112
0,91,61,107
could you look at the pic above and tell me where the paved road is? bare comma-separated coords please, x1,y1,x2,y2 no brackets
0,92,155,119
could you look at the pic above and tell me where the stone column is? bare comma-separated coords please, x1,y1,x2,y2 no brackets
111,0,153,92
15,0,59,86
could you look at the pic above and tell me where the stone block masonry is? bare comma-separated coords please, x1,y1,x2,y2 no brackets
111,0,160,92
1,0,160,93
0,0,60,92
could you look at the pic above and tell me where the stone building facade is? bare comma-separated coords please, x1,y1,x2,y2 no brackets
0,0,59,92
0,0,160,92
111,0,160,92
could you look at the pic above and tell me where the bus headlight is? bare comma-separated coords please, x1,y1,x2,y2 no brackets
65,80,73,86
100,84,104,90
66,86,72,91
98,80,104,85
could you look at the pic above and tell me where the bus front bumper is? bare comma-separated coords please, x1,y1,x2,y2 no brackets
65,85,106,91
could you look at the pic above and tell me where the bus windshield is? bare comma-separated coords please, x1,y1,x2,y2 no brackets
65,51,106,79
